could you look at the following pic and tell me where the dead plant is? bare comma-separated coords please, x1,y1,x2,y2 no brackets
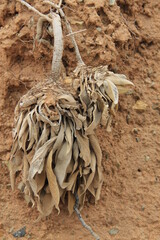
10,1,133,238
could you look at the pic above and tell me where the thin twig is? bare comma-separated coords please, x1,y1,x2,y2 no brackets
66,29,86,37
19,0,52,22
43,0,60,10
74,194,100,240
58,0,63,8
60,9,85,65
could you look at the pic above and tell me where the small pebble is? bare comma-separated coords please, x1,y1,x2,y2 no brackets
132,128,138,134
152,103,159,110
126,114,130,124
12,227,26,238
109,0,116,6
144,78,152,84
109,228,119,235
152,130,156,135
96,27,102,32
136,137,140,142
144,155,150,161
141,205,145,211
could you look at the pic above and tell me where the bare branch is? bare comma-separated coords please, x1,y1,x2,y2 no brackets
19,0,52,22
43,0,60,10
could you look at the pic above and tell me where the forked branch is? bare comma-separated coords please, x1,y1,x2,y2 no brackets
19,0,63,82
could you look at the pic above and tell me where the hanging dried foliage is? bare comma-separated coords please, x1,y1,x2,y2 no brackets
10,65,133,219
10,0,133,220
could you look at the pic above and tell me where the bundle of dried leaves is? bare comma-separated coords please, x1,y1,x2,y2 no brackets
10,0,133,221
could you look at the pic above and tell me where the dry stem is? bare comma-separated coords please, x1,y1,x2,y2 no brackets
74,194,100,240
51,13,63,81
19,0,52,22
66,29,86,37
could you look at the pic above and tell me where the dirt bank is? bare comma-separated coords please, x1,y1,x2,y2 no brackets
0,0,160,239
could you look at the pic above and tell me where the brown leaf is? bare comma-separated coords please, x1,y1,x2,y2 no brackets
54,125,73,187
9,150,23,190
22,155,29,184
35,169,46,193
28,137,57,194
103,80,119,104
46,150,60,212
85,104,101,134
89,134,102,166
107,72,134,86
37,193,55,217
83,151,96,192
68,191,75,215
76,131,91,166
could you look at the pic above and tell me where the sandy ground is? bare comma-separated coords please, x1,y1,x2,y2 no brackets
0,0,160,239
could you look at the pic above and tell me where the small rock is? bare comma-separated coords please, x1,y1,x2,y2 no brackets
12,227,26,238
6,184,11,189
109,0,116,6
152,130,156,135
136,137,140,142
144,78,152,84
132,128,138,134
126,113,130,124
141,205,145,211
96,27,102,32
109,228,119,235
144,155,150,161
150,82,156,89
133,100,148,111
152,103,160,110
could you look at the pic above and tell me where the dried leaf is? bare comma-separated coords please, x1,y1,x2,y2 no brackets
22,155,29,184
83,152,96,192
35,169,46,193
89,134,102,166
107,73,134,86
85,104,101,134
37,193,55,217
68,191,75,215
28,137,57,194
9,150,23,190
46,150,60,212
54,128,73,187
76,131,91,166
103,80,119,104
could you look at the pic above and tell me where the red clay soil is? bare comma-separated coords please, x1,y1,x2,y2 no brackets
0,0,160,239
